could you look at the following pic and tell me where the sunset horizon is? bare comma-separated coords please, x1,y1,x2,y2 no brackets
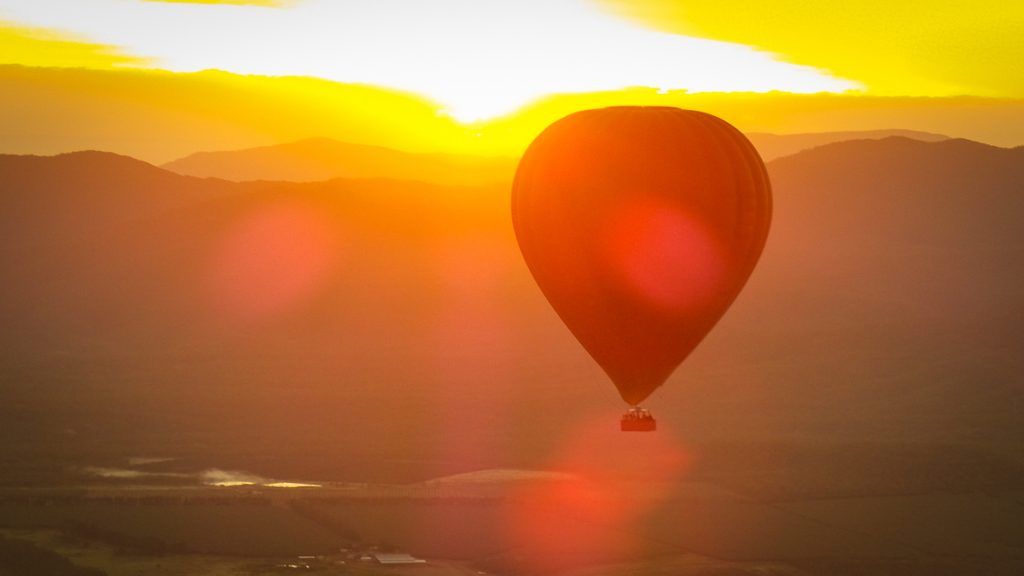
1,0,1022,162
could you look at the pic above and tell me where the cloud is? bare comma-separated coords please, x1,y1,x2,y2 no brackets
144,0,289,5
599,0,1024,98
0,20,148,68
0,0,853,121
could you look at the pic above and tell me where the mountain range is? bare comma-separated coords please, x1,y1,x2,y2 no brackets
162,137,517,185
745,128,948,160
158,129,950,183
1,136,1021,498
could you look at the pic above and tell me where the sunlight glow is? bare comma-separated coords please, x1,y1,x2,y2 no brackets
0,0,856,121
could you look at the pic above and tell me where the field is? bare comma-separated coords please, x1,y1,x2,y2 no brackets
1,473,1022,575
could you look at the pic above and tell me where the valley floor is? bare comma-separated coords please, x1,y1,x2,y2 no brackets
1,477,1021,576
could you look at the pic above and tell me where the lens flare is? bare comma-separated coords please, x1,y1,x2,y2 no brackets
204,201,340,323
604,198,727,313
504,412,693,572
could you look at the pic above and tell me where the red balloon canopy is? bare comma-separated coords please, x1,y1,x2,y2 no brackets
512,107,772,406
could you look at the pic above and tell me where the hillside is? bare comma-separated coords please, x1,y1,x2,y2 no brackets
727,137,1024,453
0,151,232,247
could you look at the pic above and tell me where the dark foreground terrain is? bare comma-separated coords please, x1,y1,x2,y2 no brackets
2,474,1022,576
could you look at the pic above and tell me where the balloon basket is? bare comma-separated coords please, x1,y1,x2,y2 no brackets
621,407,657,432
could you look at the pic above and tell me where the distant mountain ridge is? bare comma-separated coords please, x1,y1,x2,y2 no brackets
161,137,517,185
159,130,951,184
745,128,949,161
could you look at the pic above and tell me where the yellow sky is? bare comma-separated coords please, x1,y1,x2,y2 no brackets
1,0,1018,113
2,64,1021,163
0,0,1021,158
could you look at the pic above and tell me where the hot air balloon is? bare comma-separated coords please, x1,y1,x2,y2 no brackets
512,107,771,430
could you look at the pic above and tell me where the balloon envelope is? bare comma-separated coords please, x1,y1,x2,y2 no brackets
512,107,771,405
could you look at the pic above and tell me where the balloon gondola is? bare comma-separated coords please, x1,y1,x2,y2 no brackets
620,407,656,432
512,107,772,429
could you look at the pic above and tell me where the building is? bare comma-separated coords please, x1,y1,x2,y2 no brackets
372,552,427,565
